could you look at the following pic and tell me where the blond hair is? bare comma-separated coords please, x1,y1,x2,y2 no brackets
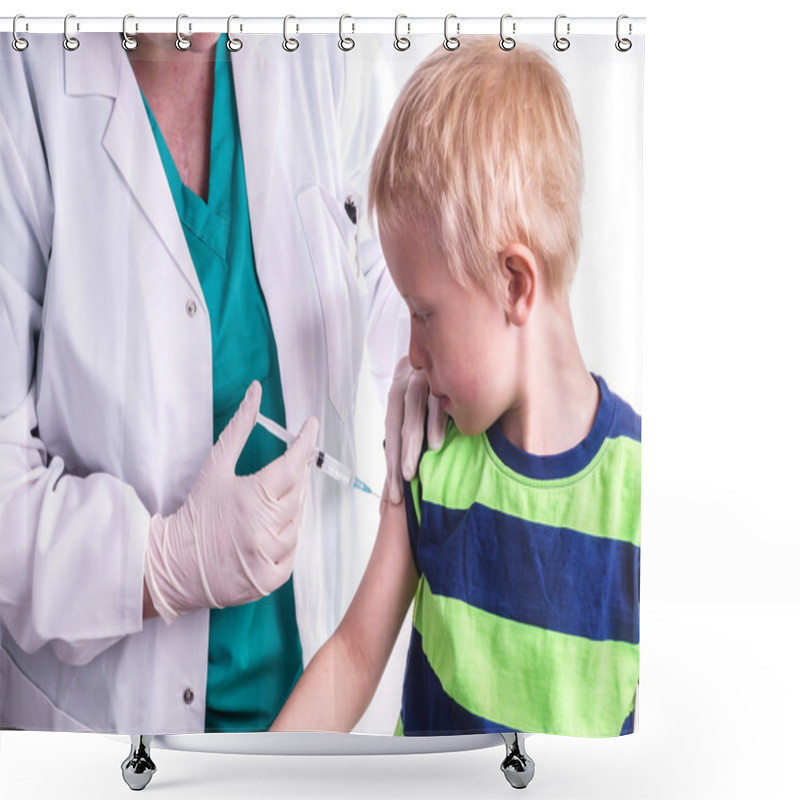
369,37,584,299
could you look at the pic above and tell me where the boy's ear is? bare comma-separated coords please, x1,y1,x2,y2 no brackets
500,243,537,326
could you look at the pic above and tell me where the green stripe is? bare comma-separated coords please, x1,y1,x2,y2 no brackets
410,473,422,526
419,431,641,546
413,577,638,737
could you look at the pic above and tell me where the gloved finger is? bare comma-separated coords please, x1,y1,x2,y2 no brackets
426,393,448,451
245,541,297,597
260,546,297,593
255,515,299,565
259,416,319,500
214,381,263,470
384,357,412,505
401,368,429,482
251,468,306,550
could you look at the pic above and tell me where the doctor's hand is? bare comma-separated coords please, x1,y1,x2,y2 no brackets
383,357,448,506
144,382,319,625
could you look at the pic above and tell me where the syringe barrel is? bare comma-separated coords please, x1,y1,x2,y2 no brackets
313,449,355,487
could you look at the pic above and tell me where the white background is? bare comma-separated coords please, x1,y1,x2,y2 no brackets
2,1,799,798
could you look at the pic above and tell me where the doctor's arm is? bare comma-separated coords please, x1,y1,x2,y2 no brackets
271,493,418,732
1,76,317,662
0,90,154,666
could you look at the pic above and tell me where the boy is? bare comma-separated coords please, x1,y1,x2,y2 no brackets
272,37,640,737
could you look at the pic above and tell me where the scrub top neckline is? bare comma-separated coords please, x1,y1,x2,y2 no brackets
140,36,234,257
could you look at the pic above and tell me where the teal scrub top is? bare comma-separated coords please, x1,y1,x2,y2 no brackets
142,36,303,732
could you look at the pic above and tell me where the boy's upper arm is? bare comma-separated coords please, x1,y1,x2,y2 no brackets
337,488,418,674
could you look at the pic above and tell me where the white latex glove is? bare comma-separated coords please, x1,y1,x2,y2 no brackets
144,381,319,625
384,356,448,505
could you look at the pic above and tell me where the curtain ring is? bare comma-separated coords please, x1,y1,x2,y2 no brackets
499,14,515,51
615,15,632,52
443,14,460,51
553,14,570,52
338,15,355,51
12,15,29,52
227,15,243,52
394,15,411,51
282,15,299,52
122,15,138,51
63,14,80,51
175,14,191,51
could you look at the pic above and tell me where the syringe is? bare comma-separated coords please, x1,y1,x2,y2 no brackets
256,413,378,498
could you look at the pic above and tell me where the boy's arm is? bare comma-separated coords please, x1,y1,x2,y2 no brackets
271,490,418,732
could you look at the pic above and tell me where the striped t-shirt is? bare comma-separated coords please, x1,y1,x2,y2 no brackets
400,375,641,737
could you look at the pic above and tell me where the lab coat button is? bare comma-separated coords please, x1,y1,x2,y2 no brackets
183,688,195,705
185,299,197,318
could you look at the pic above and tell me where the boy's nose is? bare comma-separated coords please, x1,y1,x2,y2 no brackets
408,329,430,372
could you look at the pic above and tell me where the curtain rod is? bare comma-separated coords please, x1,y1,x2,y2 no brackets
1,16,646,37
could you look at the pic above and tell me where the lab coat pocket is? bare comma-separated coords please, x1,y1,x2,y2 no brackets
296,184,367,420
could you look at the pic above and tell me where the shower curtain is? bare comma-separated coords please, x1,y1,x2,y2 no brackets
0,20,644,742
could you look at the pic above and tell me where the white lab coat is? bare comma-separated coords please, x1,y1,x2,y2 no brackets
0,33,408,733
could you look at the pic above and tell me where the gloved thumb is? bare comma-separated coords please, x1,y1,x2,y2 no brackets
284,416,319,474
260,416,319,499
400,369,429,483
214,381,263,469
426,394,448,452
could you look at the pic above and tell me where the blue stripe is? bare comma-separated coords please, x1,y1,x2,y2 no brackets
620,708,635,735
417,503,640,644
401,627,514,735
608,391,641,443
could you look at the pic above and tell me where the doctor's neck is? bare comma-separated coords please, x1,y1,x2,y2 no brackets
128,33,220,62
126,33,218,202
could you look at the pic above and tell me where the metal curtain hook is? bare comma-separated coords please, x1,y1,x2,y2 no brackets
63,14,80,51
227,15,243,51
616,14,632,52
282,15,299,51
176,14,191,51
553,14,570,52
12,14,29,51
339,14,355,51
499,14,516,51
122,15,138,51
394,14,410,51
443,14,460,51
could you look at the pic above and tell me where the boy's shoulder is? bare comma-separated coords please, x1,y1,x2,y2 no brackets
411,374,641,493
596,375,641,444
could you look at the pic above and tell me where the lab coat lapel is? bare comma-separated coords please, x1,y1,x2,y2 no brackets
64,35,204,301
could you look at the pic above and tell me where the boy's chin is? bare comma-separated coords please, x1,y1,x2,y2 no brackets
450,413,488,438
